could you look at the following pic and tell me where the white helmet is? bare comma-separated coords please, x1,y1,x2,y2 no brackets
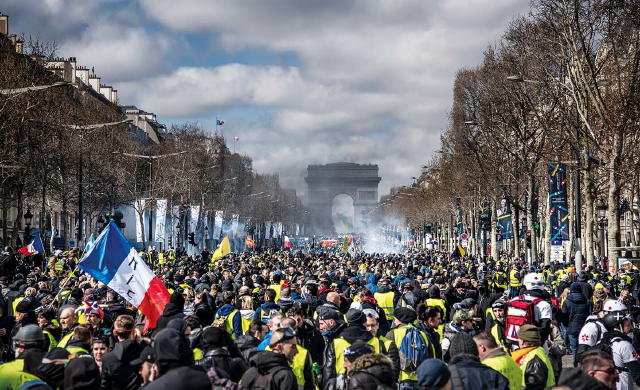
523,273,545,291
603,299,627,313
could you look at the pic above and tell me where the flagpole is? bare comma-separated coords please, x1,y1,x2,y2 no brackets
48,264,80,308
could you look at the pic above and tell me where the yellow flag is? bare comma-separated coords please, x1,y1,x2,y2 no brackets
211,236,231,263
457,244,466,257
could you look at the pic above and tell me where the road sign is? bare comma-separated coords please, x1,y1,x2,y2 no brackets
550,245,564,262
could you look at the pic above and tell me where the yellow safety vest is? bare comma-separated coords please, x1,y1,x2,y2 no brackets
509,270,522,287
391,324,431,381
375,291,395,320
43,330,57,351
266,345,315,390
158,253,166,264
193,348,203,360
12,297,24,315
223,309,239,339
268,284,282,302
58,332,74,349
494,272,508,288
333,336,383,375
425,298,446,341
482,352,523,390
513,346,555,388
67,345,89,357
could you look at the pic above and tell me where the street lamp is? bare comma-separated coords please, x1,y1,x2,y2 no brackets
596,198,608,263
23,207,33,244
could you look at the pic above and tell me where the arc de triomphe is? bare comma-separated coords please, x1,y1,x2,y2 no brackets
305,162,381,234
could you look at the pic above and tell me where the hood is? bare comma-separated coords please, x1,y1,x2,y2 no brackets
111,339,142,362
367,274,378,285
154,328,193,374
558,367,611,390
235,334,260,351
260,302,280,312
217,304,237,317
348,354,395,385
338,325,373,344
161,302,183,317
376,285,391,293
249,350,290,373
569,283,582,294
568,291,587,304
240,309,255,319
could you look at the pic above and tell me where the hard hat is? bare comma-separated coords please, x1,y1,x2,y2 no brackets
603,299,627,313
602,311,628,331
13,324,44,344
523,273,545,291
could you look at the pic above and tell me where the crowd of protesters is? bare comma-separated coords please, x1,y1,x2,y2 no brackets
0,243,638,390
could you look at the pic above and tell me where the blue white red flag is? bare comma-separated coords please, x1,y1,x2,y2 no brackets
18,234,45,256
216,119,224,126
83,233,95,253
78,221,169,329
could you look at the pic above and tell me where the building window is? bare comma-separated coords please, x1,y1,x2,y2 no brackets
358,191,376,200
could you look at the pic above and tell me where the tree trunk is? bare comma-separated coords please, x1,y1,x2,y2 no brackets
513,205,521,259
607,132,623,272
582,165,595,267
491,201,498,260
527,174,537,265
544,194,551,265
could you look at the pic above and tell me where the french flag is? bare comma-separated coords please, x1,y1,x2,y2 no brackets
284,235,292,248
78,221,169,330
18,234,45,256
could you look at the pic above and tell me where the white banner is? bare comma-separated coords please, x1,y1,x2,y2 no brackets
154,199,167,244
171,206,180,246
135,199,145,243
295,223,300,236
189,205,200,234
231,214,239,237
274,222,283,238
265,221,272,240
213,210,223,239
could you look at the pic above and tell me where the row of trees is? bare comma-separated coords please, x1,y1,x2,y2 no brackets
0,33,305,249
379,0,640,267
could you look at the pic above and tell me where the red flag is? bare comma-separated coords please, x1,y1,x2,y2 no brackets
233,137,240,141
245,236,256,248
284,236,292,248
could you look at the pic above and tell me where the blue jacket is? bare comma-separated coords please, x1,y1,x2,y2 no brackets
216,304,242,337
257,331,272,351
254,302,281,323
562,284,591,336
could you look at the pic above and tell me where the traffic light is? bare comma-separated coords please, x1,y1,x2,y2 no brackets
188,232,195,245
425,222,433,234
525,231,532,248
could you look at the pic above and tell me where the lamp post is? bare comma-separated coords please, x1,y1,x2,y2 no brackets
23,207,33,244
596,198,607,268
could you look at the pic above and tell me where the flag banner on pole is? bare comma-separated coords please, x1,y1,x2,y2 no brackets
265,221,272,240
213,211,223,239
284,236,292,248
211,236,231,263
496,198,513,241
18,234,45,256
78,221,169,330
171,206,180,241
154,199,167,244
83,234,95,253
548,163,569,244
189,205,200,235
231,214,239,238
135,199,146,243
245,235,256,248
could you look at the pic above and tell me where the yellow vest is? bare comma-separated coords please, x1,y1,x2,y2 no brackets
514,346,555,388
333,336,383,375
12,297,24,315
391,324,431,381
509,270,522,287
222,309,239,339
269,284,282,302
43,330,57,351
58,332,74,349
193,348,203,360
67,345,89,357
482,352,523,390
375,291,395,320
494,272,508,288
425,298,446,341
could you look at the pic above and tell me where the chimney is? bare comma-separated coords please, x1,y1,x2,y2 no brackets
15,39,23,54
111,89,118,104
0,14,8,36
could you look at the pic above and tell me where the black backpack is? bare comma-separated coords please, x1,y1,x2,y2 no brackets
241,366,288,390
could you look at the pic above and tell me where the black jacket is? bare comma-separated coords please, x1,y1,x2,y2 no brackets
296,319,325,365
195,347,247,382
450,354,509,390
557,367,610,390
156,300,185,330
348,353,396,390
240,350,297,390
100,340,142,390
323,325,400,386
194,302,214,326
561,285,591,336
144,366,211,390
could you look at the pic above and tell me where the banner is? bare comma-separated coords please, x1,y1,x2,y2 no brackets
454,198,464,235
154,199,167,244
213,210,223,239
171,206,180,246
496,198,513,241
548,163,569,244
231,214,239,237
135,199,146,243
265,221,272,240
189,205,200,234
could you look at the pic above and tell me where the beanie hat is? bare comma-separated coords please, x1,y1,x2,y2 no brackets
346,309,365,326
394,307,417,324
16,299,33,314
452,309,472,324
448,332,478,358
417,358,451,389
518,324,541,344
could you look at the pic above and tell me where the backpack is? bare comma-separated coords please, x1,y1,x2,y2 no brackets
505,295,542,343
241,366,287,390
207,367,246,390
398,326,429,372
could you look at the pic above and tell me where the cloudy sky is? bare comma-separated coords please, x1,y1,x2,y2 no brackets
4,0,528,199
